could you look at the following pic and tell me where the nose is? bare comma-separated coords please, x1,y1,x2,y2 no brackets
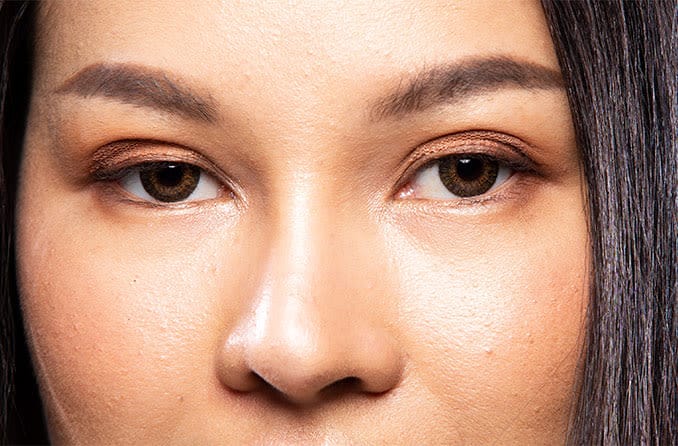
216,191,403,405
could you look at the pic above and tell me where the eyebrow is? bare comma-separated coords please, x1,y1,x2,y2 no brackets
56,58,561,125
370,56,564,120
56,63,219,124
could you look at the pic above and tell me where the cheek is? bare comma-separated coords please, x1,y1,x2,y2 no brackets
388,198,589,436
15,194,253,441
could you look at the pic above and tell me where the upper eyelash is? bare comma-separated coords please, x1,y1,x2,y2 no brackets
404,130,538,167
86,140,250,209
90,134,538,209
90,159,236,209
93,162,230,210
394,142,538,197
425,152,533,174
91,161,197,182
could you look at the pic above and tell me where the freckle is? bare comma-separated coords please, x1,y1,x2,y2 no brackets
178,395,185,402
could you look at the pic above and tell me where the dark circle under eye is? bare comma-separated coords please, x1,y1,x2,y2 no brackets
139,162,201,202
437,155,500,197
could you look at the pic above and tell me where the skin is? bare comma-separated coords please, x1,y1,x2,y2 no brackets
16,0,589,444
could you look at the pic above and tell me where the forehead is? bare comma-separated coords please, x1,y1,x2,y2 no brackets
34,0,558,101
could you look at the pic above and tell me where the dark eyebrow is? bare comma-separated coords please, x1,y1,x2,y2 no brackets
371,56,564,120
56,63,219,124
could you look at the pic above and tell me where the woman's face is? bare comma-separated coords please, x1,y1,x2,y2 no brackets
17,0,588,443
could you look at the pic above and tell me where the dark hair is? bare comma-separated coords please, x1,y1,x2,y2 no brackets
1,1,675,444
540,1,677,443
1,1,46,444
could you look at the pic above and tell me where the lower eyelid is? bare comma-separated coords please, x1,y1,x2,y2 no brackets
96,163,224,206
399,174,535,212
402,155,515,201
393,144,536,199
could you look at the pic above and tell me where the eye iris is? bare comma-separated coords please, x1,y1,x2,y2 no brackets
139,163,201,202
438,156,499,197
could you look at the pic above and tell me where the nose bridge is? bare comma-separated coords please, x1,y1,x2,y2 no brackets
268,175,339,308
255,178,352,362
216,171,402,404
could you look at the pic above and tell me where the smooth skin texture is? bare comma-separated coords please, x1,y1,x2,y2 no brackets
17,0,589,444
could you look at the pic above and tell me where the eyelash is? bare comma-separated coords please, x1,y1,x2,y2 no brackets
393,133,539,206
91,147,231,207
90,133,537,208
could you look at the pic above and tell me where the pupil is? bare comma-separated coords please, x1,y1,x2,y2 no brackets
456,158,484,181
156,164,185,187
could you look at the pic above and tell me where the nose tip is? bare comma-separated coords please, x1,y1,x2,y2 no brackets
249,349,358,405
217,318,403,406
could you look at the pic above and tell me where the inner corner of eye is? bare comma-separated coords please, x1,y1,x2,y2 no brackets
395,180,416,199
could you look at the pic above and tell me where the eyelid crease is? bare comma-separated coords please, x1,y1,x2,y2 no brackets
391,130,542,197
88,139,244,205
405,130,538,167
89,140,208,176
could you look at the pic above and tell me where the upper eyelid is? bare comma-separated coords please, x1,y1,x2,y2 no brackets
97,162,233,209
89,140,213,177
392,131,539,193
405,131,536,167
89,134,536,206
93,160,201,181
88,140,244,201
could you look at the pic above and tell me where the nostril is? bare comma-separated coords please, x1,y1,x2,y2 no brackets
248,369,367,405
318,376,363,400
240,371,305,404
217,297,404,405
247,371,269,390
332,376,361,389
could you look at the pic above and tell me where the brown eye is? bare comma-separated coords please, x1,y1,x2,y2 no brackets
139,162,200,202
437,155,500,197
119,161,221,204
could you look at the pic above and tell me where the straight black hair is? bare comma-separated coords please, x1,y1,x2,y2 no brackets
540,1,677,443
1,1,676,444
1,1,45,444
